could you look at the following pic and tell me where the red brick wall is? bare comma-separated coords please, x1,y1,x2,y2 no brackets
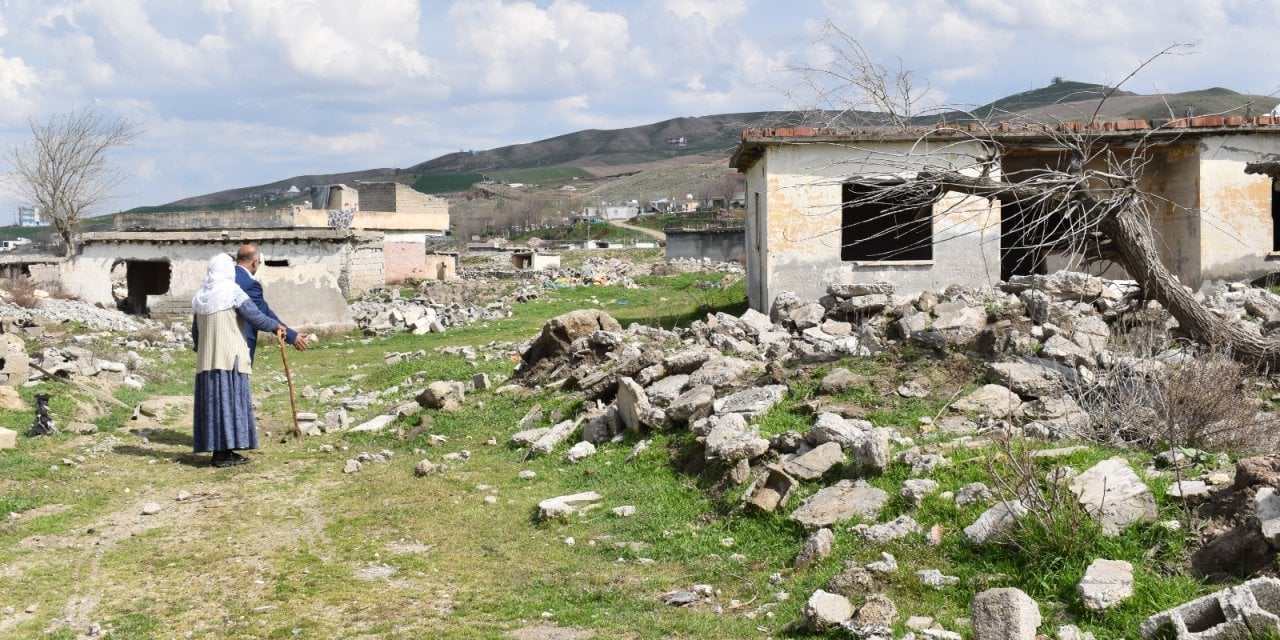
384,240,426,284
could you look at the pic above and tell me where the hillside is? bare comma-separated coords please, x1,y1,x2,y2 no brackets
153,82,1279,214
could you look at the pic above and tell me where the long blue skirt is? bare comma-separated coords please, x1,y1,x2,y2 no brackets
192,368,258,452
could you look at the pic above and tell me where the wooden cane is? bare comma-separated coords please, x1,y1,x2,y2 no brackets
276,330,302,439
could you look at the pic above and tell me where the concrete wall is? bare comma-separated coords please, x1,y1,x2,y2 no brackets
665,227,745,263
354,183,450,232
744,139,999,311
114,208,296,231
1196,134,1280,285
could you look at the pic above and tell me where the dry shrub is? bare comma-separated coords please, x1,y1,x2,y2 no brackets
1071,338,1277,455
986,432,1097,557
3,275,41,309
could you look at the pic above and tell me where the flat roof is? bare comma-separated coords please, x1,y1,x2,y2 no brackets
731,115,1280,169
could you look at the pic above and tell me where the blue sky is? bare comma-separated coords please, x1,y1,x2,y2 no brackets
1,0,1277,217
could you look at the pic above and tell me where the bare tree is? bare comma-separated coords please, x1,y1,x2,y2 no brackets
809,40,1280,369
7,107,138,257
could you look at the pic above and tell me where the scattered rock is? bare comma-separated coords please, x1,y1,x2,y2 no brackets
1077,559,1134,612
790,479,890,530
796,528,834,569
414,459,439,477
964,500,1028,545
565,441,596,463
952,384,1022,418
971,587,1041,640
343,459,362,474
854,515,921,543
803,589,854,632
853,593,898,627
1069,457,1157,536
537,492,602,520
141,502,162,515
916,569,960,590
900,478,939,507
781,441,845,480
704,413,769,462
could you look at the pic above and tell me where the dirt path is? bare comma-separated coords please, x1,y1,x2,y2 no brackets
610,219,665,242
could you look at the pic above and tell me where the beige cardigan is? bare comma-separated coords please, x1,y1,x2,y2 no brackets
195,308,253,374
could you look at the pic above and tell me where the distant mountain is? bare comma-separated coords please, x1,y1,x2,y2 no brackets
156,82,1279,211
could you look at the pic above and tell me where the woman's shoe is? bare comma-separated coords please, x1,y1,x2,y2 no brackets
211,451,249,468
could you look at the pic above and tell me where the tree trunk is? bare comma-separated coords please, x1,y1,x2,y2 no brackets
917,170,1280,370
1099,210,1280,371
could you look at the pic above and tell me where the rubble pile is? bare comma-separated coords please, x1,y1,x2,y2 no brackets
0,297,157,333
653,257,746,275
483,270,1280,635
348,289,509,335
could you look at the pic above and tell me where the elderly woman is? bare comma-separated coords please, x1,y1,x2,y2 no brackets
191,253,284,468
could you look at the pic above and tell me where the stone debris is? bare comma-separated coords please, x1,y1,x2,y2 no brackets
916,569,960,590
963,501,1028,545
537,492,602,520
900,478,939,507
795,528,834,569
1069,457,1158,536
802,589,855,631
790,480,890,530
1140,577,1280,640
972,587,1041,640
853,515,921,543
1077,558,1134,612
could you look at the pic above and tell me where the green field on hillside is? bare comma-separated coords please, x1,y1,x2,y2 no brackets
411,172,486,194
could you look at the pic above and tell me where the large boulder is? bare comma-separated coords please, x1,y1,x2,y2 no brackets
519,309,622,374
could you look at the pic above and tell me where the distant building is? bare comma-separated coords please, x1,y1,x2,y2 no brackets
18,206,47,227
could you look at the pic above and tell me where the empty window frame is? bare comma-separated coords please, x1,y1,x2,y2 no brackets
840,181,935,262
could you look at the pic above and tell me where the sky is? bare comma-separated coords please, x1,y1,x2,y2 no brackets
1,0,1278,219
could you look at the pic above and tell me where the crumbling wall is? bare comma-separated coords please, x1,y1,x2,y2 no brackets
343,241,385,297
1197,134,1280,286
424,254,459,281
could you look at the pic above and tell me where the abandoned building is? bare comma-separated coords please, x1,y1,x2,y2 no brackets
58,181,450,325
731,117,1280,312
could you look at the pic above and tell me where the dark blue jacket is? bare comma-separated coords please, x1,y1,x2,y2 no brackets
235,265,297,362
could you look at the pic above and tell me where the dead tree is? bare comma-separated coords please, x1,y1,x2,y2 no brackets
7,107,138,257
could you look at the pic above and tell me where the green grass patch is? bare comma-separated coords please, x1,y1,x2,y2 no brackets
411,172,485,194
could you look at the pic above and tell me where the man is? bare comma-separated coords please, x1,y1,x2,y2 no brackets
234,244,308,362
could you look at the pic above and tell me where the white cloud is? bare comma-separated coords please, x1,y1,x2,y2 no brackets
219,0,437,84
660,0,749,31
450,0,637,96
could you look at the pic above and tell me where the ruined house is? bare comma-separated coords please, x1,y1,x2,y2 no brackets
60,181,450,325
731,118,1280,312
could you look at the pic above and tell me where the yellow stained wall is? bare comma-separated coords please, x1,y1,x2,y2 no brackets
1197,134,1280,285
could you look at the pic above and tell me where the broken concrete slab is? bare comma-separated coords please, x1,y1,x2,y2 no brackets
713,384,788,419
746,465,797,513
1140,577,1280,640
1077,559,1134,612
1069,457,1158,536
790,479,889,530
782,441,845,481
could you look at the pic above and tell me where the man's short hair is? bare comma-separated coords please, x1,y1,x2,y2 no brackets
236,245,259,263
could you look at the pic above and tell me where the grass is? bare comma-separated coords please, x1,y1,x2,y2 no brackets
411,172,485,194
0,270,1240,639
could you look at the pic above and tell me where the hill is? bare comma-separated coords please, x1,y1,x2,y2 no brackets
153,82,1279,214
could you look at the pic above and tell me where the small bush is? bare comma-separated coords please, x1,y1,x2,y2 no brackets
1071,338,1275,454
2,275,41,308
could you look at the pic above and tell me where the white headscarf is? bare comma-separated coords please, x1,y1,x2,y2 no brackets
191,253,248,315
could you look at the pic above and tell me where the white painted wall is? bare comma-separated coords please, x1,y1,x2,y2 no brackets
746,138,999,311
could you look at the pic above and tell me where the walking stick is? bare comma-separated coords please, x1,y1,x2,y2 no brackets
276,330,302,439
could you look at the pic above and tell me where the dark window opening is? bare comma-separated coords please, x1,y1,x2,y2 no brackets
840,181,934,261
1272,179,1280,252
1000,201,1050,281
264,259,290,267
120,260,171,317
